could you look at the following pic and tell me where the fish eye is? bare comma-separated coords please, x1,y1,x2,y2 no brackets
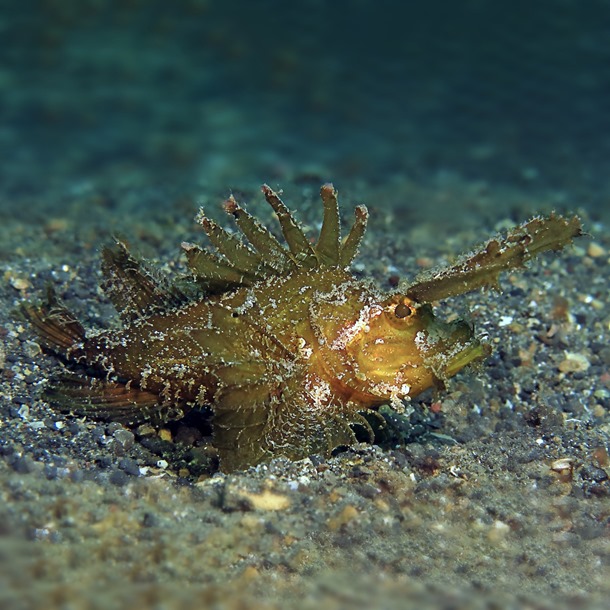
394,302,413,319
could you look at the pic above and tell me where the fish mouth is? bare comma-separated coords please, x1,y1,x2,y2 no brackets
442,333,490,378
420,318,489,381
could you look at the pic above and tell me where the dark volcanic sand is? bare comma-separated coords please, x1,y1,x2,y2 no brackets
0,174,608,610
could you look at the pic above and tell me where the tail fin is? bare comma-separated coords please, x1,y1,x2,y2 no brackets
21,288,86,358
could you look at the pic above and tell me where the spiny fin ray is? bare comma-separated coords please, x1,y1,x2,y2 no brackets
190,185,366,288
182,242,255,293
196,210,270,276
261,184,319,268
316,183,341,265
339,205,369,267
101,240,186,321
223,195,296,274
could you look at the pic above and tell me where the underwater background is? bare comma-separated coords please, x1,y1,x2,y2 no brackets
2,0,610,223
1,2,610,609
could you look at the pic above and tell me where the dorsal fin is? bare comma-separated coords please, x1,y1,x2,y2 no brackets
260,184,320,269
196,210,272,275
223,195,296,274
181,241,257,293
101,240,186,321
316,183,341,266
185,184,369,294
339,204,369,267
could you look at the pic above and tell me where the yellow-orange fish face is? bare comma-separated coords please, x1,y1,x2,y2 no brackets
315,293,487,405
345,295,429,378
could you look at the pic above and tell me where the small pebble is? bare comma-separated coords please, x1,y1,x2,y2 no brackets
587,242,606,258
9,276,32,291
487,520,510,542
558,352,590,373
91,426,106,444
12,455,35,474
159,429,172,442
328,504,359,530
97,455,112,469
44,464,59,480
67,421,83,435
113,428,135,450
8,405,23,418
580,464,609,483
109,469,129,486
118,457,141,476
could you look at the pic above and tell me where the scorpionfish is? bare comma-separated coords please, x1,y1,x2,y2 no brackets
23,184,581,471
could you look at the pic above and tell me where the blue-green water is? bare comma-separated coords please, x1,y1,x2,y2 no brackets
2,0,609,218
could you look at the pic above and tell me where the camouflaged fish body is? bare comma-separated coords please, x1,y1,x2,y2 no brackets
23,184,582,471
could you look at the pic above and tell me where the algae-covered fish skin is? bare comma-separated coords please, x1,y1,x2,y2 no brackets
22,184,582,471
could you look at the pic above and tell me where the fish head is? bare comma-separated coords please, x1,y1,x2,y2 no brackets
316,292,488,404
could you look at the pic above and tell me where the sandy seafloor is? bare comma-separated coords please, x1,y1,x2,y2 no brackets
1,5,610,606
0,166,609,610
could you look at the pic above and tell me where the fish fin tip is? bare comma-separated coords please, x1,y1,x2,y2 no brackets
21,292,86,355
101,240,186,320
